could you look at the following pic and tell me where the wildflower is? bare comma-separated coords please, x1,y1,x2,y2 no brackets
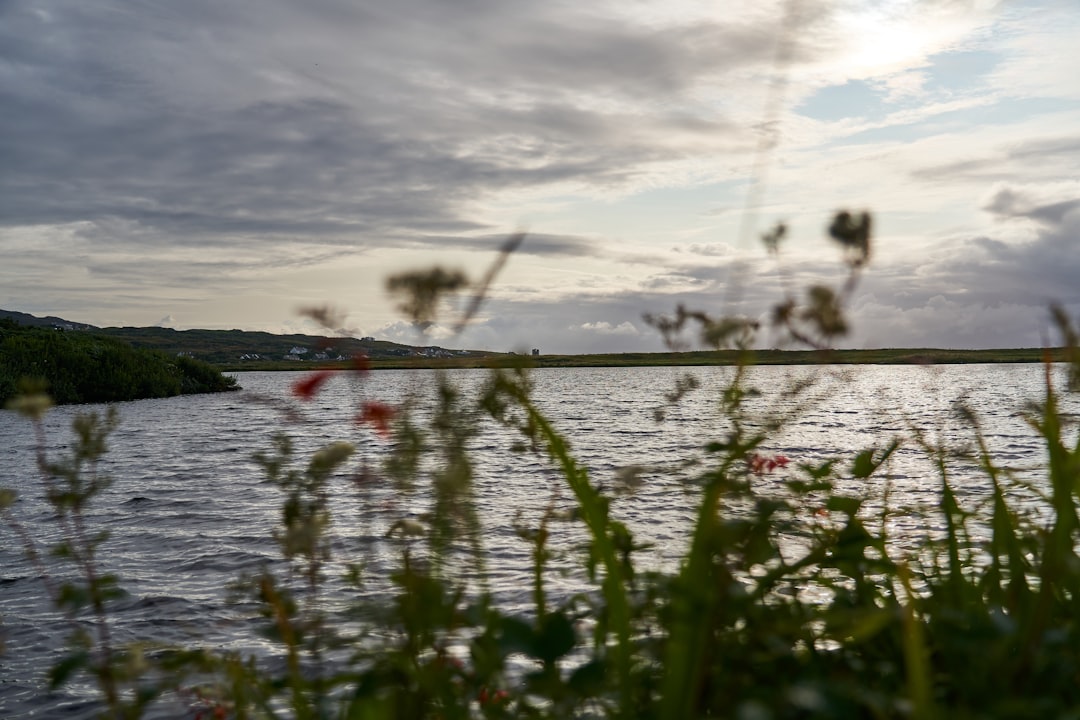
358,401,395,438
311,441,355,468
6,391,53,420
749,453,790,475
6,378,52,420
291,370,335,400
389,517,426,537
478,688,509,705
614,465,647,494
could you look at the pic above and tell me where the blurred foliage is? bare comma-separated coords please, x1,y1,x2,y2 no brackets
8,213,1080,719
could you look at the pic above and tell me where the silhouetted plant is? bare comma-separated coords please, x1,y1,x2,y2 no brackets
1,391,188,718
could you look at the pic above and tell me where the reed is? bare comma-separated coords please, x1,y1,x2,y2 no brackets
5,214,1080,718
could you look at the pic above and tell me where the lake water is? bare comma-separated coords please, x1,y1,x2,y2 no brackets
1,363,1077,717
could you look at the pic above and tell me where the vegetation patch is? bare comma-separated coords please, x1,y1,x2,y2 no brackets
5,219,1080,718
0,318,238,405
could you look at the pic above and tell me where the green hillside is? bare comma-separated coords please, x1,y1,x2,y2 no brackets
0,309,500,365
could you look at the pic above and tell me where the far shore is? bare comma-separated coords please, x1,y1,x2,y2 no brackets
219,346,1067,372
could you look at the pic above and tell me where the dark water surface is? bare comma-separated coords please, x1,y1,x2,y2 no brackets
1,364,1076,717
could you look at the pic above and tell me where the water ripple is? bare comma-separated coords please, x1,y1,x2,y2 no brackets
1,364,1077,717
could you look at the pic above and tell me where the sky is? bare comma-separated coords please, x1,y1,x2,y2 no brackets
2,0,1078,354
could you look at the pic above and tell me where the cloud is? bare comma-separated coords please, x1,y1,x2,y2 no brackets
414,233,601,258
576,321,641,336
912,135,1080,184
0,0,787,251
1,1,1076,353
840,181,1080,348
682,243,737,257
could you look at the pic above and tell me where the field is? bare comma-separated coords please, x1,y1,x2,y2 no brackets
221,346,1063,371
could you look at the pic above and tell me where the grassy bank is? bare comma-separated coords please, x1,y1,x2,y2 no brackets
220,346,1065,372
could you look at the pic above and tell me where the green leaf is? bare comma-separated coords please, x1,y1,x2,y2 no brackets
828,607,897,644
498,617,536,657
49,651,89,689
57,581,90,611
568,659,606,695
535,612,576,664
851,449,876,479
799,459,837,480
826,495,863,516
851,440,899,479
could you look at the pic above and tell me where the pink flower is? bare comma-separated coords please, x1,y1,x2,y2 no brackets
291,370,336,400
748,452,791,475
358,401,396,438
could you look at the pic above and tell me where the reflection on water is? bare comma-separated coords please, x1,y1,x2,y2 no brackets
1,363,1076,717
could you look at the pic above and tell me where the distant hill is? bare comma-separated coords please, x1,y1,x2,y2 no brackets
0,309,98,331
0,309,496,364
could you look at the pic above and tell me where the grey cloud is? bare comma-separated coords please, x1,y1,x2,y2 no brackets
845,194,1080,347
413,233,602,258
640,273,711,290
457,195,1080,353
912,133,1080,183
0,0,824,265
981,190,1080,227
81,246,362,288
683,243,737,257
0,93,495,239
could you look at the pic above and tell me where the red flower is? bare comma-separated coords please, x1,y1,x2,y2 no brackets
748,452,791,475
291,370,336,400
358,401,396,438
478,688,509,706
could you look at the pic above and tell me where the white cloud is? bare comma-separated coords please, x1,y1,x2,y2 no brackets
577,321,641,336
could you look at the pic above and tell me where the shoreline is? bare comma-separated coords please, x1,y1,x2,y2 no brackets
220,346,1067,372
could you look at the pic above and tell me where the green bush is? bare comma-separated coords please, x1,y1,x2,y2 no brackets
0,321,236,405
